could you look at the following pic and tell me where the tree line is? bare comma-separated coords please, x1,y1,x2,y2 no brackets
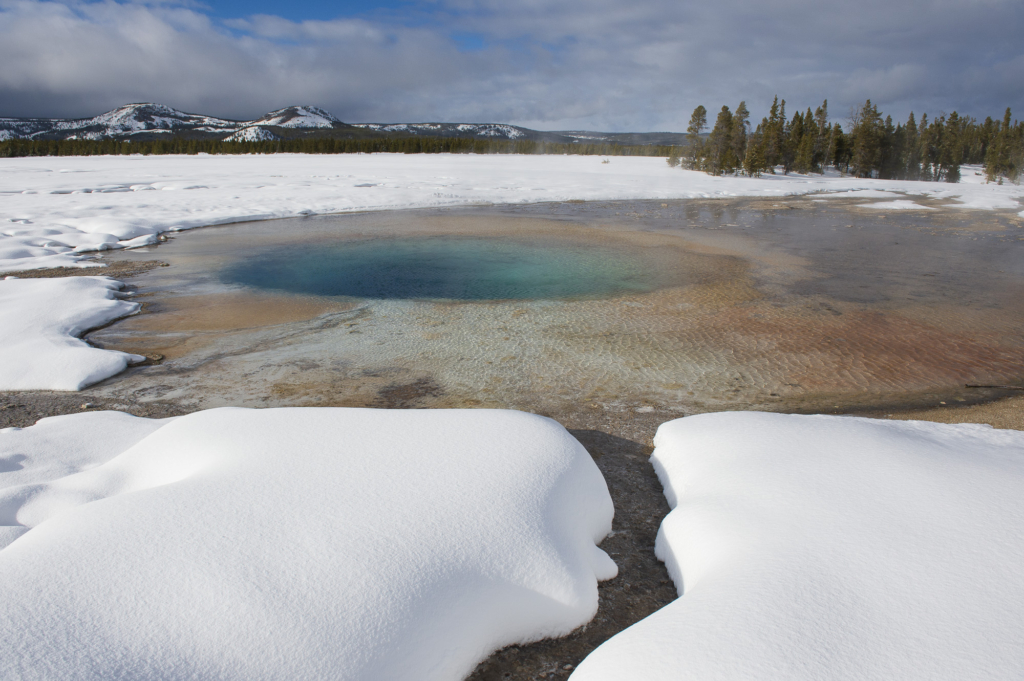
669,98,1023,183
0,135,677,159
4,103,1020,184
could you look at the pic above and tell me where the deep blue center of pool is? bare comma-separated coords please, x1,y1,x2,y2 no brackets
221,236,660,300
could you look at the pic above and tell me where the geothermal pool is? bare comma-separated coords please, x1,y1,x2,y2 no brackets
221,235,670,301
88,196,1024,416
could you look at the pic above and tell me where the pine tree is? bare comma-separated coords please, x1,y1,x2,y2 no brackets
879,115,898,179
938,111,966,182
742,124,766,176
686,105,708,170
902,113,921,180
801,107,817,171
763,96,784,172
794,127,815,174
962,116,987,164
985,108,1012,182
850,100,883,178
732,101,750,165
1010,117,1024,183
922,114,950,182
782,109,803,173
812,100,830,172
832,124,852,174
706,106,737,175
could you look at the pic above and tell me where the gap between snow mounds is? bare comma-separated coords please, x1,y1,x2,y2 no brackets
0,407,616,681
0,276,144,391
570,412,1024,681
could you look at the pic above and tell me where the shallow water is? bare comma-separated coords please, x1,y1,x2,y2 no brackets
90,196,1024,415
221,236,670,301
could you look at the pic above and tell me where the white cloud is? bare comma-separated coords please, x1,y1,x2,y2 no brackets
0,0,1021,131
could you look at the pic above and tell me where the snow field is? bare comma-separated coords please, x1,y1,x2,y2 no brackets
0,407,616,681
858,199,933,210
2,154,1022,272
0,276,144,390
571,412,1024,681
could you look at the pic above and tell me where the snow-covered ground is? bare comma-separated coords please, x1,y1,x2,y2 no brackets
571,412,1024,681
0,407,616,680
859,198,933,210
0,276,143,390
2,154,1021,272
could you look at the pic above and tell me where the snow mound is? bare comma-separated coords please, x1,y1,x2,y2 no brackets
0,407,616,681
571,412,1024,681
0,221,161,271
224,126,280,142
0,411,171,489
0,276,144,391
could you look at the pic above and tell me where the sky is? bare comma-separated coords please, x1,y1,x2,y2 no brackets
0,0,1022,131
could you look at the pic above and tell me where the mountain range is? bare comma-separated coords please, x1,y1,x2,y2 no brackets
0,103,688,146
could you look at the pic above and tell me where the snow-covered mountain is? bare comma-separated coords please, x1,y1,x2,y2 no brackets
0,103,689,146
0,103,239,141
70,103,238,137
353,122,528,140
0,103,336,142
249,106,341,129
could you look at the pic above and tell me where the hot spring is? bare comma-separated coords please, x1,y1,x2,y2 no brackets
88,199,1024,416
219,236,670,301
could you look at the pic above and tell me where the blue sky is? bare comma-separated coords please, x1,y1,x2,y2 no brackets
1,0,1022,131
205,0,413,22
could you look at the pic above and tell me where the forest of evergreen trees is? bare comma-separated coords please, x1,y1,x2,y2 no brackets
669,98,1023,183
0,135,676,159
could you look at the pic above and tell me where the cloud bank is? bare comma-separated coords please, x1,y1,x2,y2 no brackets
1,0,1022,130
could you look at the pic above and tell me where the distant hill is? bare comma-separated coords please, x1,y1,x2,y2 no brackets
0,103,688,146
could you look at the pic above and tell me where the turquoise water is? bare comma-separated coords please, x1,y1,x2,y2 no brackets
221,236,662,300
